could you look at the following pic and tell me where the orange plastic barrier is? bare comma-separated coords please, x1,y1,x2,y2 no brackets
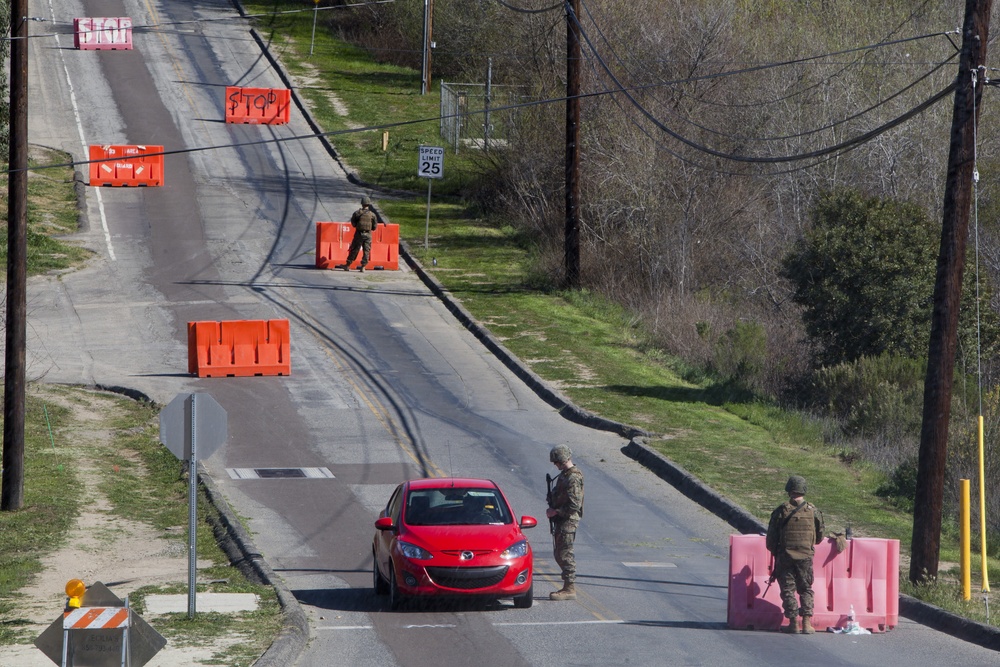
315,222,399,271
224,87,291,125
88,145,164,187
187,320,291,378
727,534,899,633
74,17,133,50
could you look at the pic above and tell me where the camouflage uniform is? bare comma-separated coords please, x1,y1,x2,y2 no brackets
550,465,584,585
766,481,824,626
345,202,377,269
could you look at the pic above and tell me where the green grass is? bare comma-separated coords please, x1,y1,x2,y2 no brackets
0,146,92,274
245,2,484,196
0,395,77,644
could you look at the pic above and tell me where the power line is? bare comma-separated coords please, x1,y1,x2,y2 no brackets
490,0,563,14
570,9,958,164
3,3,961,174
576,0,957,144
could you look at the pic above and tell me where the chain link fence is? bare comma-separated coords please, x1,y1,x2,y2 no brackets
439,82,527,152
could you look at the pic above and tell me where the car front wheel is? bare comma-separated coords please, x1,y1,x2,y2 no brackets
513,581,533,609
389,567,406,610
373,557,389,596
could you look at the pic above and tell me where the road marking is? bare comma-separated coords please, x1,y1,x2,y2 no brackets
226,467,334,480
493,619,626,627
316,619,629,631
46,0,116,261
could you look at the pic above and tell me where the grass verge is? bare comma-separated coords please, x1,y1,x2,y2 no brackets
0,146,92,274
0,385,281,665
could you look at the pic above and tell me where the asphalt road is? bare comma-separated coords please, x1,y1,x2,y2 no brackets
22,0,1000,665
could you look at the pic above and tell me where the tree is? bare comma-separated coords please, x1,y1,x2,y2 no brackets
782,189,939,366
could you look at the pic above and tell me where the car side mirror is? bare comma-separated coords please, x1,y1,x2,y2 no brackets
375,516,395,531
519,516,538,529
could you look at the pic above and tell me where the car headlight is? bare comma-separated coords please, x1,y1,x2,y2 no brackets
398,541,433,560
501,539,528,559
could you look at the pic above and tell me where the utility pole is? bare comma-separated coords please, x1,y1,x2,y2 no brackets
2,0,28,512
421,0,434,95
484,58,492,152
910,0,993,583
564,0,581,289
427,0,434,93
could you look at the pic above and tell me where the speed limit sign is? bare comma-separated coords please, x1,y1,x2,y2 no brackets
418,146,444,179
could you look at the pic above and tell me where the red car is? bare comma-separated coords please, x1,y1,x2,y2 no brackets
373,477,538,610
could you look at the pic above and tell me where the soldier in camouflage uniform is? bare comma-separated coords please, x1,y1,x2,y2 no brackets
766,475,824,634
546,444,584,601
342,196,378,272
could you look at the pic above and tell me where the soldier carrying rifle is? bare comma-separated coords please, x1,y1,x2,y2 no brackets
766,475,824,634
545,445,584,601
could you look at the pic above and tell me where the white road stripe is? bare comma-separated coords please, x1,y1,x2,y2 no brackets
47,0,116,262
316,619,628,631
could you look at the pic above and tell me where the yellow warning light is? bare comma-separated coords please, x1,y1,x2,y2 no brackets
65,579,86,609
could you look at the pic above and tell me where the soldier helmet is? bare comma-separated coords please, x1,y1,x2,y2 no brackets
785,475,807,496
361,196,372,207
550,445,572,463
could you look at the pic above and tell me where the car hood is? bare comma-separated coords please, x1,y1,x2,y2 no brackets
403,523,527,553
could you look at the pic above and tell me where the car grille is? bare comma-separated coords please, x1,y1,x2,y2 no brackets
426,565,509,590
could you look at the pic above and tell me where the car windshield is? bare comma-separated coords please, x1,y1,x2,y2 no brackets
405,488,512,526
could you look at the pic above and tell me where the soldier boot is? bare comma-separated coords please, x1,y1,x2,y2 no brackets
801,616,815,634
780,617,798,634
549,583,576,601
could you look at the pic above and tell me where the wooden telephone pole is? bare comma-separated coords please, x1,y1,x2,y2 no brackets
2,0,28,511
910,0,993,583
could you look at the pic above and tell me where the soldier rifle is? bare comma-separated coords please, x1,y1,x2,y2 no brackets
545,473,555,535
763,562,780,597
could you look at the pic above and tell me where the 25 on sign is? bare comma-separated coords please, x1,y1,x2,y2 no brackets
418,146,444,179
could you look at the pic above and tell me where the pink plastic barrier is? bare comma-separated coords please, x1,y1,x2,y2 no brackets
728,534,899,632
74,18,133,50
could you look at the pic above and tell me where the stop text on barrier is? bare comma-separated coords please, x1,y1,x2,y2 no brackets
74,17,134,50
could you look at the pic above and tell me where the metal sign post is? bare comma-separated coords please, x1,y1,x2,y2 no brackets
418,146,444,250
186,397,199,619
159,393,228,619
310,0,320,56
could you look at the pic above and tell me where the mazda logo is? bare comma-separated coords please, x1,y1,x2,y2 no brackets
460,551,474,560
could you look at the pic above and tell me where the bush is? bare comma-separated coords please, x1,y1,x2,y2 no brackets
875,458,918,511
806,354,925,472
712,320,767,392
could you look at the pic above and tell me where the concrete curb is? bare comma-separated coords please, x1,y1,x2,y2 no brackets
620,438,766,535
898,594,1000,651
398,239,649,441
202,474,310,667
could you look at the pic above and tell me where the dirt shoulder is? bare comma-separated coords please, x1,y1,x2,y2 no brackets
0,384,268,667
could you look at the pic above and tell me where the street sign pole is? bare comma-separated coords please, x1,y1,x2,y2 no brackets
310,0,319,56
425,179,432,250
159,392,227,620
417,146,444,252
187,395,199,619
